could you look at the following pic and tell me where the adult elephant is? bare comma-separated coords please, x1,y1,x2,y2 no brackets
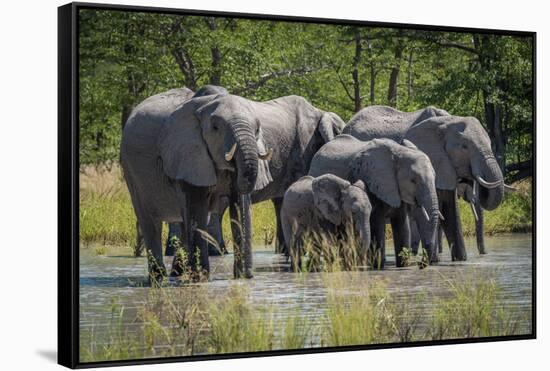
281,174,372,270
309,136,441,267
122,92,344,282
121,89,270,282
343,106,505,261
129,86,229,258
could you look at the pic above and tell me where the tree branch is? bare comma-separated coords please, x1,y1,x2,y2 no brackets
335,69,355,102
231,66,319,94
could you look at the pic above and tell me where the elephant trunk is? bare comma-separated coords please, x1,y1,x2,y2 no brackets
417,182,440,262
354,213,371,264
229,122,259,194
472,152,504,211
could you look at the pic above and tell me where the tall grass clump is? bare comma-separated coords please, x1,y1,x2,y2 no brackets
79,165,137,247
207,285,275,354
322,275,390,346
429,270,529,339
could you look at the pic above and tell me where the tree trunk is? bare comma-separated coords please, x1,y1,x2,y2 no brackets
475,34,506,175
172,48,197,91
370,63,376,105
406,48,414,103
483,100,506,174
387,39,404,107
205,17,222,85
352,28,363,112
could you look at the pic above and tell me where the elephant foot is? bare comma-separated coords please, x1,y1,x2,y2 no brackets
148,267,167,287
244,268,254,279
451,254,468,262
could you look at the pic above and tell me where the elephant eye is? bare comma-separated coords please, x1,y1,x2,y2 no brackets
212,123,219,131
461,143,468,149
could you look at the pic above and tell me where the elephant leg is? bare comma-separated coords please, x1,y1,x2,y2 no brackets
138,213,165,285
165,223,182,256
475,203,486,254
370,205,386,269
206,195,229,256
439,190,467,261
390,207,411,268
437,225,443,253
229,198,244,278
289,227,304,272
170,187,209,279
206,212,224,256
134,221,145,257
188,188,210,276
240,194,253,278
410,217,420,256
273,198,287,255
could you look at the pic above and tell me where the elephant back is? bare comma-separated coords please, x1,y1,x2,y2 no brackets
308,135,365,179
343,105,449,142
122,88,194,155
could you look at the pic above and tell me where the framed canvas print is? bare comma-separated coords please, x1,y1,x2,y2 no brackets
58,2,536,368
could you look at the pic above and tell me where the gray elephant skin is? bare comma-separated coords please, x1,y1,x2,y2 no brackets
343,106,504,261
309,136,440,267
122,90,344,282
122,86,270,282
129,86,229,258
281,174,372,270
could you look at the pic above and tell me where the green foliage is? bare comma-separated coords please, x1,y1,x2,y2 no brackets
79,9,533,175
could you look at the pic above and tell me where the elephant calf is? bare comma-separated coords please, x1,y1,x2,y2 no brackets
281,174,372,270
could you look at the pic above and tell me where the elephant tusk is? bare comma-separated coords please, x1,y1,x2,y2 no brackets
258,147,273,161
475,175,502,189
437,211,445,221
504,184,517,192
225,143,237,162
470,201,479,222
472,180,478,200
421,206,430,222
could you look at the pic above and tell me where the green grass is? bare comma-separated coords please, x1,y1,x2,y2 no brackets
79,166,532,251
459,179,533,236
79,269,530,362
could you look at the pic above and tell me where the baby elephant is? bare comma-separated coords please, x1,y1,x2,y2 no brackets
281,174,372,270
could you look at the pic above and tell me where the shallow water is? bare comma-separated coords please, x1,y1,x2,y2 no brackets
80,234,533,356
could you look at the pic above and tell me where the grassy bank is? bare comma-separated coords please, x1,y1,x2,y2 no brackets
80,166,532,251
79,269,531,362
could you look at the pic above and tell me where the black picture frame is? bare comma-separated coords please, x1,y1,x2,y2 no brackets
58,2,537,368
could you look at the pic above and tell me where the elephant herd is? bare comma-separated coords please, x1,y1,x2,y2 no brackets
120,85,508,284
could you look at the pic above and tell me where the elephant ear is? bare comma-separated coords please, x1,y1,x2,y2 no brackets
318,112,346,142
405,117,457,190
254,125,273,191
157,96,218,187
351,140,401,208
312,175,347,226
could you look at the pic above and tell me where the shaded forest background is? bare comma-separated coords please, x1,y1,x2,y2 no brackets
79,9,533,182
